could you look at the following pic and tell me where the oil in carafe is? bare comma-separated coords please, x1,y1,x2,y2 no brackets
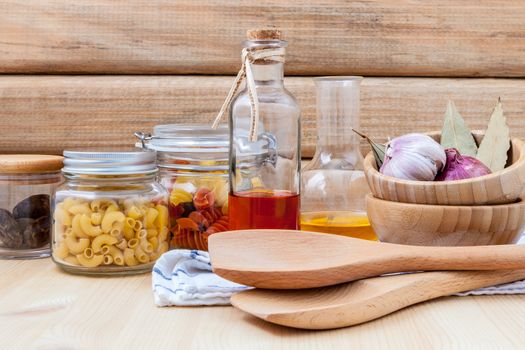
301,77,376,240
300,211,376,240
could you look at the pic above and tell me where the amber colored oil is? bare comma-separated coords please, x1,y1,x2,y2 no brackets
229,190,300,230
300,211,377,241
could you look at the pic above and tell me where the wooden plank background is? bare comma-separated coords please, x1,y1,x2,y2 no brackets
0,1,524,156
0,0,524,76
0,76,523,157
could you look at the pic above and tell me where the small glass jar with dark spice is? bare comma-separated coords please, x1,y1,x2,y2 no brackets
0,155,63,259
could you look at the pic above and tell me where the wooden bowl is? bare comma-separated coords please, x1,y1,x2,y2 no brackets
363,133,525,205
366,194,525,246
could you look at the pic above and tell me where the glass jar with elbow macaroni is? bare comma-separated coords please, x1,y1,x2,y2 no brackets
51,150,169,275
136,124,229,251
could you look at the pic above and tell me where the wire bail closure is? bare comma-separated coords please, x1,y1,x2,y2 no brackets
134,131,153,149
212,47,285,142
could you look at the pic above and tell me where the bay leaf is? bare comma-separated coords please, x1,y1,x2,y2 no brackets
440,100,478,157
476,99,510,172
352,129,386,168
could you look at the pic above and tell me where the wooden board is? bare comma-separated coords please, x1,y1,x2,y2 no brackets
0,76,524,157
2,259,525,349
1,1,525,76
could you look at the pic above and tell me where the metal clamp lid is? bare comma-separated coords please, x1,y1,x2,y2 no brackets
134,124,229,153
134,132,153,149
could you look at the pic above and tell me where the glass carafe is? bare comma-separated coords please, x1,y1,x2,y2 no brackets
229,30,301,230
300,77,376,240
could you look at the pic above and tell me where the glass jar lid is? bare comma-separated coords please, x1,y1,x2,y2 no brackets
0,155,64,174
62,150,157,175
136,124,229,172
137,124,229,153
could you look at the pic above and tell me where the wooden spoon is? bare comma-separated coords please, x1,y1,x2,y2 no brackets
208,229,525,289
231,269,525,330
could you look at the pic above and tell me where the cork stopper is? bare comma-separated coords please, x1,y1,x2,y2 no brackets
246,28,283,41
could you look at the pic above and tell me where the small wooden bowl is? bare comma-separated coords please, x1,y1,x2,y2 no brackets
367,194,525,246
363,133,525,205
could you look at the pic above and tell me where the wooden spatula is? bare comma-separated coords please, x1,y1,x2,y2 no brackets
208,229,525,289
231,269,525,330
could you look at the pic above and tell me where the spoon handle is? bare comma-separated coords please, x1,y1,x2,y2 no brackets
396,243,525,271
232,269,525,330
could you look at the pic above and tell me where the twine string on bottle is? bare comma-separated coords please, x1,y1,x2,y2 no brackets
212,47,285,142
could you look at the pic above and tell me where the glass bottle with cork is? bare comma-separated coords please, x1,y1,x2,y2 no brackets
300,77,376,240
213,28,301,230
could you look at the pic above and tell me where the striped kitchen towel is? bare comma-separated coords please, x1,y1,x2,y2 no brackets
152,249,251,306
456,279,525,296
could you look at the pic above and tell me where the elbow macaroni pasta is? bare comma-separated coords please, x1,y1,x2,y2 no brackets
101,211,126,234
126,206,142,220
123,218,136,240
54,242,69,259
64,255,80,266
68,203,92,215
155,204,169,231
64,235,90,255
103,255,113,265
80,214,103,236
71,214,89,238
123,248,138,266
103,245,125,266
92,234,118,253
54,203,72,226
76,253,104,268
91,212,103,226
144,208,159,229
53,196,170,269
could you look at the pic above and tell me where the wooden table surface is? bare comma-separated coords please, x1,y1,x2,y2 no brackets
2,259,525,349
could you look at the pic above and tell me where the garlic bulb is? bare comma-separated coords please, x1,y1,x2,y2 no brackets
380,133,446,181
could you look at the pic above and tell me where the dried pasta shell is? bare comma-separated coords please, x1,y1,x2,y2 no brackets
170,189,193,206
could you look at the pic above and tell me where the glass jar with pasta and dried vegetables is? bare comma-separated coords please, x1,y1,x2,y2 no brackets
135,124,229,250
136,124,229,251
52,150,169,275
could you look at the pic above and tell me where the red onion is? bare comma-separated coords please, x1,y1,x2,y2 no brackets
435,148,491,181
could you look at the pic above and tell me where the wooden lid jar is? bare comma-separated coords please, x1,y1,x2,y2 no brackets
0,154,64,259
